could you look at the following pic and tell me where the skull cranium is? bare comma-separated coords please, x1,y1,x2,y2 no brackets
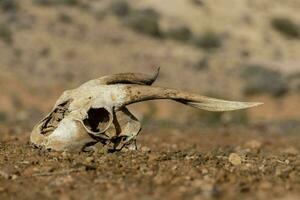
30,68,262,151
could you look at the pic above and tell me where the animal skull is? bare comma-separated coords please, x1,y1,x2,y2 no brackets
30,69,262,151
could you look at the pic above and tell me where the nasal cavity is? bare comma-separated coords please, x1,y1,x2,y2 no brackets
83,108,111,132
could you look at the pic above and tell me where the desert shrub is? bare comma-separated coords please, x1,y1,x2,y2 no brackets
287,72,300,92
241,65,288,97
33,0,78,6
0,0,18,12
194,31,222,50
165,26,192,42
190,0,204,6
0,23,13,44
94,10,107,20
59,0,78,5
271,17,300,39
110,0,130,17
33,0,52,5
58,12,72,24
193,57,209,71
137,8,160,20
0,111,7,122
124,8,161,37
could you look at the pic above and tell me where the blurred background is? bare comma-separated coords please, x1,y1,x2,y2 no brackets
0,0,299,135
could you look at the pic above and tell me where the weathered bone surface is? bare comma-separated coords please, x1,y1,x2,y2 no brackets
30,68,262,151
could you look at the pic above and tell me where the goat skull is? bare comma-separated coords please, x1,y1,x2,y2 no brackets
30,69,262,151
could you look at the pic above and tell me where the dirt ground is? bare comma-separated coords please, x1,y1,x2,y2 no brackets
0,126,299,200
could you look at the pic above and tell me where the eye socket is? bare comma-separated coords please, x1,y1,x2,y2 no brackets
83,107,112,133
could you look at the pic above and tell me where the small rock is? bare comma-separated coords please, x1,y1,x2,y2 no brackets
19,161,30,165
172,166,178,171
242,163,253,171
259,165,265,172
285,159,290,165
245,140,262,149
0,170,9,179
61,151,70,158
228,153,242,166
141,146,151,153
11,174,18,180
201,168,208,175
85,157,94,163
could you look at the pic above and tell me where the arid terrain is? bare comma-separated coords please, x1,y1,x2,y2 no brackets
1,127,300,200
0,0,299,199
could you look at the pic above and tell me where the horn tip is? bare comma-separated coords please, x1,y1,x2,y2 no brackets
149,66,160,85
156,66,160,73
249,102,264,107
154,66,160,78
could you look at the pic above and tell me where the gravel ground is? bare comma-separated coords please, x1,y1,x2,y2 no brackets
0,128,299,200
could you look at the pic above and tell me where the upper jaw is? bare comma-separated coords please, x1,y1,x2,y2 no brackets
30,118,97,151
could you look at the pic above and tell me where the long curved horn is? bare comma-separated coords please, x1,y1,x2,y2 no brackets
79,68,160,89
99,67,160,85
121,85,262,111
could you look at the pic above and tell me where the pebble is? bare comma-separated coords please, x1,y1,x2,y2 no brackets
0,170,9,179
285,159,290,165
11,174,18,180
19,161,30,165
61,151,70,158
245,140,262,149
201,168,208,175
228,153,242,166
141,146,151,153
85,157,94,163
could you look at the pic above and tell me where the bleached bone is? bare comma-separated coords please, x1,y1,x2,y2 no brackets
30,68,262,151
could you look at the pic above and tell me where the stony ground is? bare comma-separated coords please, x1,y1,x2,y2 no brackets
0,127,299,200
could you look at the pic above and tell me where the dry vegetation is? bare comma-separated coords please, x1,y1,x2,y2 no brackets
0,0,300,199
